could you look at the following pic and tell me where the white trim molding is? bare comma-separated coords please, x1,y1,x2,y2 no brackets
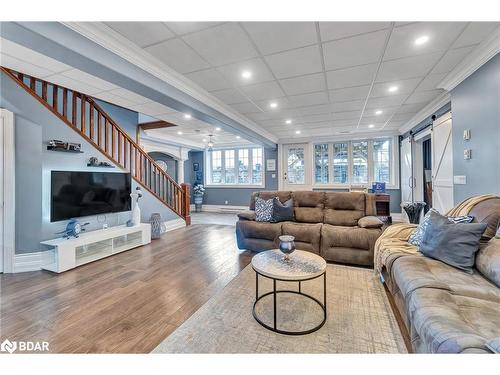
13,251,53,273
438,26,500,91
398,92,451,134
163,218,186,232
190,204,248,213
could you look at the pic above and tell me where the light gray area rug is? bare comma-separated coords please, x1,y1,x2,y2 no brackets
153,264,407,353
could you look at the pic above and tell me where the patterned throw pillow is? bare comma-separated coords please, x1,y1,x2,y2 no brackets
255,197,274,222
408,208,474,246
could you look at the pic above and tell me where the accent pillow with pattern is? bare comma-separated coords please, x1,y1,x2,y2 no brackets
255,197,274,222
408,208,474,247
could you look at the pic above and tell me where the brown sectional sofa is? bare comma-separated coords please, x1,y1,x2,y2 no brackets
376,198,500,353
236,191,384,266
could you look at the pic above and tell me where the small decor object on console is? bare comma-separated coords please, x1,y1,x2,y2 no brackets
193,184,205,213
150,213,164,240
56,219,90,239
47,140,83,153
402,201,426,224
88,157,99,166
278,235,296,261
130,187,143,226
372,182,386,193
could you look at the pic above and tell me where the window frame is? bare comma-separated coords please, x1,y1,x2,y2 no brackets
205,146,265,188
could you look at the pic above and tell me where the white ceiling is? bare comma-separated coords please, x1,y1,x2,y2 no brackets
104,21,499,139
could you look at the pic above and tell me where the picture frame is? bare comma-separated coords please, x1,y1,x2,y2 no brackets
266,159,276,171
193,162,200,171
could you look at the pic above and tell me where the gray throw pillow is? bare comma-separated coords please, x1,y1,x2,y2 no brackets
420,210,487,273
271,198,294,222
255,197,273,222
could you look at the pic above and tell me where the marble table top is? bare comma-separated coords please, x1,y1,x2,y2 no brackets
251,250,327,281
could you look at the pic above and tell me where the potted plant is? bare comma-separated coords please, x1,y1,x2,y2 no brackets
193,184,205,213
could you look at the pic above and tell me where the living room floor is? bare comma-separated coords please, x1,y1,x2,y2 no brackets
0,224,252,353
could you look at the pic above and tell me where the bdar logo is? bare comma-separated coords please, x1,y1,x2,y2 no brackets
1,339,17,354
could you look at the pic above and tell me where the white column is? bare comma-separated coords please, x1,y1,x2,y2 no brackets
177,159,185,184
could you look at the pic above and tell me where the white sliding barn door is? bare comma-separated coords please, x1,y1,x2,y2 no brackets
432,112,454,214
400,136,414,203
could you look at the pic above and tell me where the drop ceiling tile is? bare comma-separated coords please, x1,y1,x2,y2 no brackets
43,73,104,95
105,22,174,47
331,110,362,120
399,102,427,113
404,89,443,104
287,91,329,108
452,22,500,48
331,99,365,112
211,88,249,105
384,22,466,61
182,23,258,66
391,112,416,122
323,29,388,71
329,85,370,102
185,68,232,91
326,63,378,89
279,73,326,96
376,52,442,82
145,38,210,74
129,101,174,116
240,81,285,101
104,88,151,105
299,104,333,116
230,102,262,114
93,91,138,108
0,53,55,78
216,58,275,86
415,72,448,91
319,22,391,42
254,97,291,111
164,22,223,35
61,70,118,91
301,113,333,123
366,94,407,109
242,22,318,55
371,77,422,97
264,45,323,79
430,45,475,74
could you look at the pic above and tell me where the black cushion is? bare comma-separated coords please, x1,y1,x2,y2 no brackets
420,210,487,273
271,198,294,223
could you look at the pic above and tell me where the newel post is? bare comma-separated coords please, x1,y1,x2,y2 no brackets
181,183,191,226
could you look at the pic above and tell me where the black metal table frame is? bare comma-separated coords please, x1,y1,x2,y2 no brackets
252,268,327,335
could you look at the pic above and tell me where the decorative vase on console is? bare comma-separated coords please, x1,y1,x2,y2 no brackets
130,187,143,226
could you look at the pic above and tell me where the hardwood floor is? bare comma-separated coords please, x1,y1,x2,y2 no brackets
0,224,252,353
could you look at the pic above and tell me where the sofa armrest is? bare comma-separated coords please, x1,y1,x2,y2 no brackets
237,210,256,221
358,216,384,228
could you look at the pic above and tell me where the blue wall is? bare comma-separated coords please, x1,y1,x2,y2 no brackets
186,148,279,206
95,99,138,140
1,72,178,254
451,52,500,203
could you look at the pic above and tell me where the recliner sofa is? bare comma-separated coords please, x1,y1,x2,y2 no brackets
236,191,384,266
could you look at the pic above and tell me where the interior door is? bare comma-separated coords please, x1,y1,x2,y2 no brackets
282,144,310,191
400,136,414,203
432,112,454,214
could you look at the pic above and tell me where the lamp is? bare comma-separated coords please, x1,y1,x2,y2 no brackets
207,134,214,151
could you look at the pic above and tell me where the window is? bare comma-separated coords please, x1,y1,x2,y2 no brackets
352,141,368,184
206,147,264,186
333,142,348,184
314,144,329,184
373,139,391,183
287,147,305,184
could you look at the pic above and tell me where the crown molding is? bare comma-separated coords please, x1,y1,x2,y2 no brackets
62,22,278,145
438,26,500,91
398,92,451,134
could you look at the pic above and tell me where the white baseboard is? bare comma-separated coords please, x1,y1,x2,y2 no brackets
191,204,247,213
163,218,186,232
13,251,53,273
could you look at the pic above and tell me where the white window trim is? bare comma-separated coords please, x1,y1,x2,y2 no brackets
205,147,265,188
311,137,399,189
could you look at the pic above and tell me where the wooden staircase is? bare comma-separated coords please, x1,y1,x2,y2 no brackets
1,67,191,225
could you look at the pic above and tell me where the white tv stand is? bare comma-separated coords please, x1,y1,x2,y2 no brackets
40,224,151,273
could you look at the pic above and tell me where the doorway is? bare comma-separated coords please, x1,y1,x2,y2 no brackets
281,143,311,191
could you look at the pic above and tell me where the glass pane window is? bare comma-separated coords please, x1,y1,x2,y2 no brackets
211,150,222,183
352,141,368,184
287,147,305,184
238,149,249,184
333,142,348,184
252,148,263,184
314,144,329,184
373,139,391,183
224,150,235,184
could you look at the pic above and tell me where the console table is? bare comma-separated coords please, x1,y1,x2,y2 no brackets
374,193,391,223
40,224,151,273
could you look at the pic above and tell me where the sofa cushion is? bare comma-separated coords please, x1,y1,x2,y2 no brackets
255,197,274,222
321,224,381,251
237,210,256,221
281,222,322,254
323,192,366,226
271,198,294,222
476,237,500,287
236,220,282,241
468,198,500,240
250,191,291,210
292,191,325,223
358,216,384,228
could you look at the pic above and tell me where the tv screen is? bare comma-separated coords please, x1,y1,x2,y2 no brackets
51,171,131,222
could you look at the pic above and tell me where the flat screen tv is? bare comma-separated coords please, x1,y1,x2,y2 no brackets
51,171,131,222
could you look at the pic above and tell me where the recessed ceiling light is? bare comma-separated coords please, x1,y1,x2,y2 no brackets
415,35,429,46
285,119,292,124
375,110,383,115
388,86,398,93
368,124,375,129
202,138,207,142
184,114,192,119
236,135,241,139
241,70,252,79
177,131,183,135
269,102,278,109
215,127,221,131
295,130,301,134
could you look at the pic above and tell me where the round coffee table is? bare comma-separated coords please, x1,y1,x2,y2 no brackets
251,249,327,335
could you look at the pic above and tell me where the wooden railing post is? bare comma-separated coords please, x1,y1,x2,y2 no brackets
181,183,191,226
